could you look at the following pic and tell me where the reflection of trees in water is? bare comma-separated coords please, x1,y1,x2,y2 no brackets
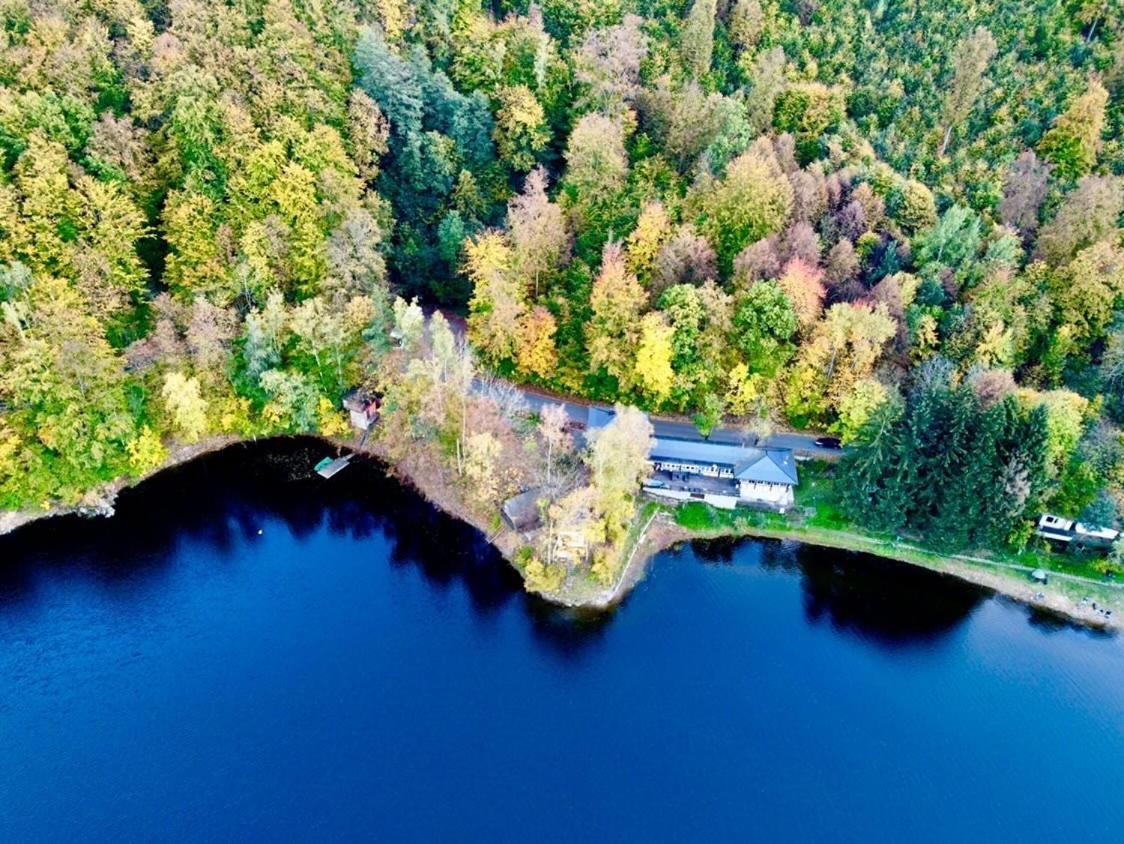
4,439,997,653
692,534,987,646
522,595,615,659
1023,604,1113,638
0,438,519,613
0,437,614,654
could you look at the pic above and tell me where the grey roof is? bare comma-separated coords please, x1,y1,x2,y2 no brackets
650,437,798,485
584,408,798,485
650,437,753,468
735,448,799,485
502,489,543,530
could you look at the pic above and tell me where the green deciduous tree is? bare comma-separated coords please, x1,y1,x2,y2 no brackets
691,140,793,275
1038,78,1108,181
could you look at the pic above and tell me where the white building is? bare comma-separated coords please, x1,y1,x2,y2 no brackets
585,407,800,511
644,437,799,511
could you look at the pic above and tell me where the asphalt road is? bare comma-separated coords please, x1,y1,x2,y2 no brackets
514,386,846,460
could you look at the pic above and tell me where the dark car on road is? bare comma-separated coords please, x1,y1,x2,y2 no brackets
814,436,842,449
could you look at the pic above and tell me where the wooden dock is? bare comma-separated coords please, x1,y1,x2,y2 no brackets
315,453,354,479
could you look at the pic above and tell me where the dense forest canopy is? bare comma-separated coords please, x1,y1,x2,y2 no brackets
0,0,1122,562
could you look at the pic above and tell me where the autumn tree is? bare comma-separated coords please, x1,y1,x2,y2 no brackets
634,313,675,404
938,28,997,156
1036,176,1124,265
561,113,629,244
743,47,786,134
785,303,896,425
574,15,648,114
539,403,573,487
587,404,653,554
680,0,717,79
0,274,137,503
776,257,826,331
161,372,209,442
515,306,559,379
494,85,550,172
652,225,719,300
626,202,674,284
466,232,523,365
998,151,1050,240
507,168,570,298
1048,241,1124,347
1038,78,1108,181
729,0,764,52
587,243,645,389
347,90,390,183
463,431,503,508
691,140,794,274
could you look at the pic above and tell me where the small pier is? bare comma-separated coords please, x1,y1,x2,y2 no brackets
315,453,354,479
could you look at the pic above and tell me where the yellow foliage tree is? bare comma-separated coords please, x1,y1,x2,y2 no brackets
464,430,503,508
635,312,675,403
627,201,673,283
515,306,559,380
317,396,352,438
466,231,523,364
834,378,891,442
126,425,169,476
494,85,549,172
161,372,209,442
587,243,645,388
785,303,896,425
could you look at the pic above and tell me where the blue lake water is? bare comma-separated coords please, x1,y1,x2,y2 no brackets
1,439,1122,842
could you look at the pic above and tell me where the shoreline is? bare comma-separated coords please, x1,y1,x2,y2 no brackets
623,510,1124,632
0,434,244,538
2,438,1120,632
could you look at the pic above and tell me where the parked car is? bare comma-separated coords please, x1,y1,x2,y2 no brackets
814,436,842,449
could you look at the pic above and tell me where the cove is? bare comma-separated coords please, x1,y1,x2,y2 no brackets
0,439,1122,842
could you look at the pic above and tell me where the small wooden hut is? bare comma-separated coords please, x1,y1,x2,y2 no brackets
502,489,543,532
342,389,380,431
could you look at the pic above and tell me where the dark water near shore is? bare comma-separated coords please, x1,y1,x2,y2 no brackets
1,439,1122,842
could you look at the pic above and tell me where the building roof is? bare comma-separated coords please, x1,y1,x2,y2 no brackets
585,407,799,486
502,489,542,530
650,437,798,485
342,387,378,413
650,437,751,469
735,448,799,485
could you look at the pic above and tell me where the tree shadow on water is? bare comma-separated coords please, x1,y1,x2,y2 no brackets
0,438,524,620
692,535,987,647
521,594,616,659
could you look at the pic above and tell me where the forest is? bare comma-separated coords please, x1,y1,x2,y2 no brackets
0,0,1122,584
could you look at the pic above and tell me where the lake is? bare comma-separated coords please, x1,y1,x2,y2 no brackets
1,439,1122,842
